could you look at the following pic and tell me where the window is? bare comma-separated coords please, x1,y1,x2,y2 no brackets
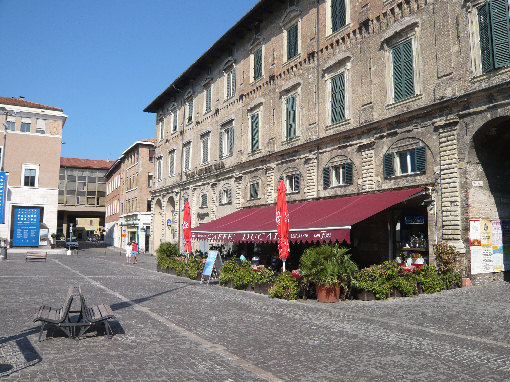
225,68,236,99
285,173,301,193
205,85,212,113
22,164,38,187
200,194,208,208
168,150,175,176
331,0,347,33
147,199,152,212
330,72,346,124
249,182,260,200
148,174,153,187
250,112,260,151
392,39,415,102
187,99,194,124
383,146,426,178
201,133,210,165
253,47,263,81
219,189,232,205
171,110,178,133
156,157,162,181
323,162,353,188
285,94,297,139
36,119,46,134
477,0,510,73
287,23,299,61
21,121,31,133
158,119,164,141
183,142,192,172
6,118,15,131
219,123,234,158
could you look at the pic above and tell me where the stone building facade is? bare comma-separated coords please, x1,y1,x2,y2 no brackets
0,97,67,247
145,0,510,278
105,139,155,252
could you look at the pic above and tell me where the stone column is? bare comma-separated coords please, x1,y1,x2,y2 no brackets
359,143,375,192
234,175,243,210
305,154,318,199
265,166,275,204
210,183,217,220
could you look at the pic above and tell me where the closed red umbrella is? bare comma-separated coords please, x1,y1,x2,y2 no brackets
183,200,192,254
276,179,290,271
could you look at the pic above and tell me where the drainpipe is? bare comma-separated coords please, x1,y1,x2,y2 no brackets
315,0,321,198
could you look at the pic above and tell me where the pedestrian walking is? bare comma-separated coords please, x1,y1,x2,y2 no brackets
125,241,132,264
132,241,138,264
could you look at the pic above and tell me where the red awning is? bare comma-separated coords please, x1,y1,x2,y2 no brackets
191,188,424,243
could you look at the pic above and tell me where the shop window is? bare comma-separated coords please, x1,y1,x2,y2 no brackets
323,162,353,188
383,146,426,178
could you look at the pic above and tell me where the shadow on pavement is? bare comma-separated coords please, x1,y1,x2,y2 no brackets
110,284,192,312
0,327,42,377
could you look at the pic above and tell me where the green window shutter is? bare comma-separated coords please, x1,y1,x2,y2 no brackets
332,0,346,33
188,100,193,121
254,48,262,80
294,173,301,192
251,113,259,151
287,23,298,60
415,146,427,173
392,45,404,102
219,130,224,158
383,153,395,178
232,68,236,96
478,3,494,73
286,97,291,139
401,39,415,99
228,128,234,156
227,188,232,203
226,72,232,98
344,161,353,184
201,194,207,208
331,72,345,124
323,167,331,189
490,0,510,68
286,95,297,139
173,111,178,132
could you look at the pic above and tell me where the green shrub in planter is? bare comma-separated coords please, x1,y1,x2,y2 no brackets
253,267,276,285
441,270,462,290
156,243,180,270
414,265,443,294
186,256,205,280
353,264,392,300
218,259,238,285
173,258,188,276
268,272,299,300
232,261,255,289
391,271,418,297
299,244,358,299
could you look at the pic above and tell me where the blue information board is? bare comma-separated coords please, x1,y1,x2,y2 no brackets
0,172,7,224
13,207,40,247
202,250,218,277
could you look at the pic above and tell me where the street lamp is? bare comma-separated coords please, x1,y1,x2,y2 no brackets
0,107,7,172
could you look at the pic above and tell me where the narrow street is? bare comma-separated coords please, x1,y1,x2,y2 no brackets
1,249,510,381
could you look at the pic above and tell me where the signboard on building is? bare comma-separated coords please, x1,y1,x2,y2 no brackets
0,172,7,224
13,207,40,247
470,218,510,274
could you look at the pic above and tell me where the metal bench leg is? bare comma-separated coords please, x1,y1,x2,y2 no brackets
38,323,45,342
104,320,113,338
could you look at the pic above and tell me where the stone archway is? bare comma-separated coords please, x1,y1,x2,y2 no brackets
165,196,176,243
153,198,163,251
467,117,510,221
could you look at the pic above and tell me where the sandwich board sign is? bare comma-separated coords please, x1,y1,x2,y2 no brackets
200,250,223,285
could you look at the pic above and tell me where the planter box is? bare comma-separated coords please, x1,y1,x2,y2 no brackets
220,280,233,288
462,277,472,288
356,290,376,301
245,283,254,292
315,283,340,303
253,282,272,295
390,288,402,298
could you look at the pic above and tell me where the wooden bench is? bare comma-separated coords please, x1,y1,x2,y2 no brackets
76,288,115,340
33,286,79,341
26,251,47,262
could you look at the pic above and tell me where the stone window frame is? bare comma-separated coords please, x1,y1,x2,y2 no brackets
22,163,39,188
383,137,428,179
157,117,165,142
467,0,510,78
222,58,237,101
184,90,194,125
323,155,354,189
218,186,233,205
202,78,213,115
249,180,261,200
381,18,423,107
219,119,234,159
200,193,208,209
325,0,351,39
281,7,302,65
249,35,265,84
323,53,352,128
279,167,302,194
170,104,178,134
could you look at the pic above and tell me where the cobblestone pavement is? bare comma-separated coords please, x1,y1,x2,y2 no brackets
1,248,510,381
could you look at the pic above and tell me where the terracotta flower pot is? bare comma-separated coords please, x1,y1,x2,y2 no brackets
315,283,340,303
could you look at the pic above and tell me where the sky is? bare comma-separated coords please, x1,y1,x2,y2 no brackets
0,0,259,161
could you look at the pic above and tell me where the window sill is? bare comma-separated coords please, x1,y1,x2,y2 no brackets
471,65,510,83
219,202,232,206
281,136,300,146
220,153,233,160
283,54,301,68
386,94,423,110
325,23,351,42
200,161,210,167
250,76,264,86
224,95,236,103
248,149,262,157
384,171,425,181
203,110,212,116
325,119,351,132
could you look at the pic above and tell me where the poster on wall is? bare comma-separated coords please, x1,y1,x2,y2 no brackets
480,219,492,247
471,246,483,274
481,247,494,273
492,221,504,272
469,219,481,246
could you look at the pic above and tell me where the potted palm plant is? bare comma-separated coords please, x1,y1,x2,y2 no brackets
299,244,358,303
